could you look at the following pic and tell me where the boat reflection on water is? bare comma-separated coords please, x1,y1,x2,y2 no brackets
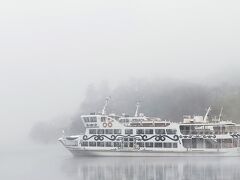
61,157,240,180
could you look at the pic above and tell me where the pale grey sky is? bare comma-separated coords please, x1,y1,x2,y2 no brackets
0,0,240,143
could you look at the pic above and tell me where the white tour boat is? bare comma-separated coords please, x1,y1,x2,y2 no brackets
59,99,240,156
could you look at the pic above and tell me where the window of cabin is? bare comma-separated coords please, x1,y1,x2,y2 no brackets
221,139,233,148
89,142,96,147
83,117,89,123
90,117,97,122
145,129,153,134
97,142,104,147
166,129,177,135
129,137,134,141
89,129,96,134
182,139,191,148
97,129,104,134
114,129,121,134
105,142,112,147
155,129,166,134
81,141,88,147
163,143,172,148
124,142,128,147
105,129,113,134
173,143,178,148
154,142,162,148
136,129,144,134
145,142,153,147
125,129,133,134
101,117,106,122
129,142,134,147
180,125,190,135
137,142,144,147
114,142,121,147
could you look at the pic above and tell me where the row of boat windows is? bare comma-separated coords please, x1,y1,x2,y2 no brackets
83,117,97,123
85,123,98,128
81,141,178,148
84,117,114,123
88,129,177,135
182,138,239,149
101,117,112,122
136,129,177,135
89,129,122,134
119,118,145,123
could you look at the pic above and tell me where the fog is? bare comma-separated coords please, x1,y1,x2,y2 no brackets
1,0,240,144
1,0,240,179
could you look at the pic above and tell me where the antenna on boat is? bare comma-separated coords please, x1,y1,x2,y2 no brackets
204,106,211,122
218,107,223,122
135,102,140,117
102,97,110,115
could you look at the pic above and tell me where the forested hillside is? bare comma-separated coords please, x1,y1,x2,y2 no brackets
30,78,240,143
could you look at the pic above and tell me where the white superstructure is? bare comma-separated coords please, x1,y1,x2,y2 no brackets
59,101,240,156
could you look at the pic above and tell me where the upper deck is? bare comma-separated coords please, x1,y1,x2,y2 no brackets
180,108,240,135
80,100,240,137
81,113,172,129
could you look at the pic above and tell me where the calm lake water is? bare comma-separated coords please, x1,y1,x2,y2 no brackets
1,143,240,180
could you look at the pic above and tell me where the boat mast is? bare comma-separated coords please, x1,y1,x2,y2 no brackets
218,107,223,122
102,97,110,115
203,106,211,122
135,102,140,117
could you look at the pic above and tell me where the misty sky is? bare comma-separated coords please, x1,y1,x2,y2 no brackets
0,0,240,144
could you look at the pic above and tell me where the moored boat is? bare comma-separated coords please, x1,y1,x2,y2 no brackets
59,99,240,156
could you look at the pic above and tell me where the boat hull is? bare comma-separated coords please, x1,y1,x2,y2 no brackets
66,147,240,157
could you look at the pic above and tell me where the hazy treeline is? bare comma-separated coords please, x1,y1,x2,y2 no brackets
29,78,240,143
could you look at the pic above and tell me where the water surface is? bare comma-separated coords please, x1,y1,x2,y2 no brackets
1,144,240,180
